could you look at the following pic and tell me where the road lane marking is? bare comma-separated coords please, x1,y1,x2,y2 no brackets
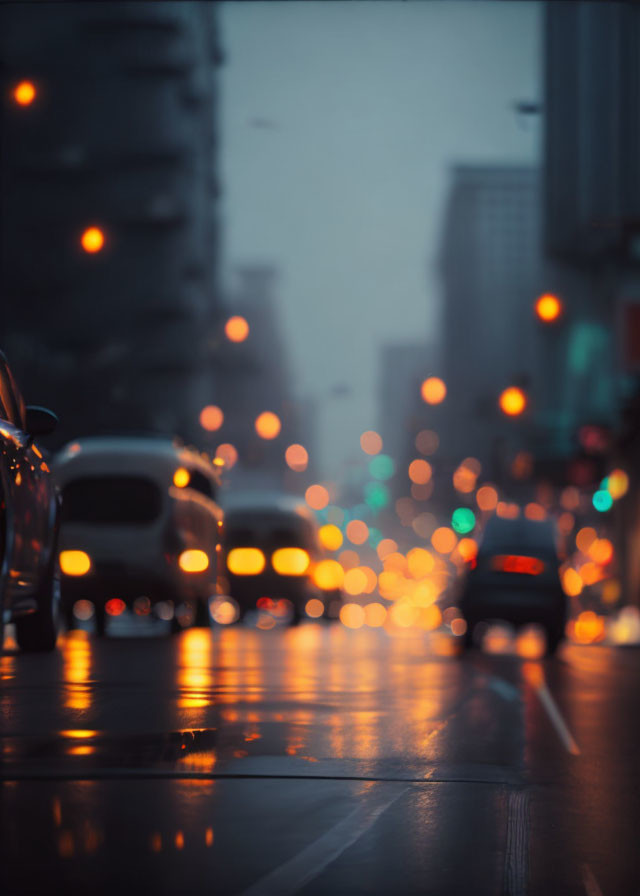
488,676,520,702
504,790,529,896
582,864,604,896
238,785,407,896
534,679,580,755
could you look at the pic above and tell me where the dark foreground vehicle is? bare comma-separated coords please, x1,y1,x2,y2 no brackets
0,352,59,650
221,493,331,623
53,436,223,635
459,515,567,653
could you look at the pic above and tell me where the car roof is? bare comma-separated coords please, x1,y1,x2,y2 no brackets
53,436,220,484
479,516,558,553
222,490,315,524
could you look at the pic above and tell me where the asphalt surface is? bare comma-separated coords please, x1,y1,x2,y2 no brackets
1,619,639,895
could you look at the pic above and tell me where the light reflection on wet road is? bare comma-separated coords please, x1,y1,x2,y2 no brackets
1,623,639,894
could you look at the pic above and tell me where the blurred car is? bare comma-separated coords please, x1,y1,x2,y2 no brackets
220,492,334,623
459,515,567,652
53,436,223,634
0,352,59,651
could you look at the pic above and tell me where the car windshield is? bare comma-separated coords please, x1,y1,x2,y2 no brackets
61,476,163,525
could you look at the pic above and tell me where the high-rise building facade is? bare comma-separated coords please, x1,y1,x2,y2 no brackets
0,2,223,445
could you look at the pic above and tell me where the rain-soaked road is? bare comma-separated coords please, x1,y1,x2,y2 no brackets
1,621,639,895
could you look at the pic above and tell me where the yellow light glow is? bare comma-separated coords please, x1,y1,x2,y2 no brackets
572,610,605,644
415,429,439,455
499,386,527,416
227,547,265,576
406,547,434,578
535,293,563,323
272,547,310,576
340,603,365,629
360,431,383,455
13,80,36,105
80,226,105,254
420,377,447,405
179,549,209,573
173,467,190,488
562,567,583,597
285,443,308,472
365,602,387,627
200,405,224,432
305,598,325,618
608,469,629,500
59,550,91,576
319,524,343,551
312,559,344,590
343,567,367,595
225,315,249,342
255,411,281,440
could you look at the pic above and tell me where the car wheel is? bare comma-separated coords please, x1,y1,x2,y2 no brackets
15,560,60,652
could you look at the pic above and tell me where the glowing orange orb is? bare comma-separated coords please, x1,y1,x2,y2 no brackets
535,293,563,323
81,227,105,253
255,411,281,440
499,386,527,416
199,405,224,432
285,444,308,472
420,377,447,405
14,80,36,106
225,316,249,343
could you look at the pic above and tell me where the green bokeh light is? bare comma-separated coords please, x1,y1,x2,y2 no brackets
369,454,395,481
364,481,390,511
593,490,613,512
451,507,476,534
368,527,383,548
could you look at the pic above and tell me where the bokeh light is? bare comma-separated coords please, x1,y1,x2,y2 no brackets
376,539,398,560
255,411,281,440
607,469,629,500
305,598,324,618
319,524,343,551
431,527,457,554
593,489,613,512
476,485,498,512
305,484,330,510
499,386,527,416
13,80,37,105
225,315,249,342
420,377,447,405
407,547,434,578
346,519,369,545
576,527,597,554
451,507,475,534
369,454,395,481
200,405,224,431
415,429,439,455
534,293,563,323
365,602,387,627
285,443,308,471
81,226,105,253
360,431,383,455
312,559,344,590
408,459,432,485
340,603,366,629
215,443,238,468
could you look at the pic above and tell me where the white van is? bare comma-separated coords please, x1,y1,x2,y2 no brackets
53,436,223,634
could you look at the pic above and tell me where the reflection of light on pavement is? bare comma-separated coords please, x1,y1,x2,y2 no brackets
515,625,546,659
0,651,16,681
61,630,93,711
608,606,640,645
178,629,214,709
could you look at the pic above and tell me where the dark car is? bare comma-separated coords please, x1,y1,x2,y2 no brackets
220,492,332,623
0,352,59,651
459,515,567,653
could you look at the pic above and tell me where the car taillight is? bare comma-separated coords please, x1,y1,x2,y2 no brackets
490,555,545,575
271,547,310,576
178,549,209,573
227,547,265,575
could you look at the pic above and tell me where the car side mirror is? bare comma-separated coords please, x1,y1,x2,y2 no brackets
25,405,58,438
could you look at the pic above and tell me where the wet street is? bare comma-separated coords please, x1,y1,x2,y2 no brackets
1,622,638,895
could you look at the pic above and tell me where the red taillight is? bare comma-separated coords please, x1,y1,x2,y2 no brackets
491,555,545,575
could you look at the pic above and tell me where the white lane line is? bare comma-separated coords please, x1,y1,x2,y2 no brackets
504,790,530,896
488,676,520,702
534,681,581,756
239,785,407,896
582,864,604,896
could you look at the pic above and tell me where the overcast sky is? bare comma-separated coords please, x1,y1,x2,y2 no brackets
220,1,540,478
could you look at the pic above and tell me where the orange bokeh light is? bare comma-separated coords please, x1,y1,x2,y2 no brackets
255,411,281,440
81,227,105,253
215,443,238,469
431,527,457,554
415,429,439,455
360,431,383,455
420,377,447,405
476,485,498,512
305,484,329,510
576,527,597,555
225,316,249,342
200,405,224,432
408,459,432,485
535,293,563,323
499,386,527,416
285,443,308,472
376,538,398,560
346,519,369,545
13,80,36,106
340,603,366,629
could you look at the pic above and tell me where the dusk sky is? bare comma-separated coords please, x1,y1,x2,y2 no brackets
220,2,540,478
